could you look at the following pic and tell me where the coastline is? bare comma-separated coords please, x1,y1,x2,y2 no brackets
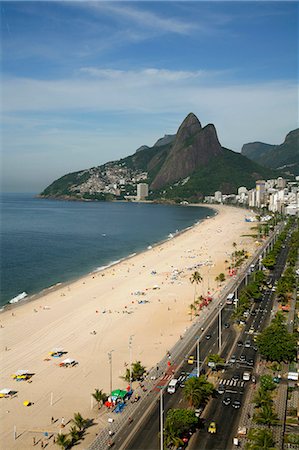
2,204,217,313
0,204,256,449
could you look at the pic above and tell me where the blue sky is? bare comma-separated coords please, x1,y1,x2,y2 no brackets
1,1,298,192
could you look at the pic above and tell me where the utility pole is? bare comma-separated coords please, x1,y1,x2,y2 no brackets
108,350,114,394
129,335,133,391
160,389,163,450
218,307,222,352
197,338,200,377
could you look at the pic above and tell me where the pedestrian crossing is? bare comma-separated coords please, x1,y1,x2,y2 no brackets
159,374,187,383
218,379,245,387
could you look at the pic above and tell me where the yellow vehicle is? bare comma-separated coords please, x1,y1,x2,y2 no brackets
208,422,217,434
187,355,195,364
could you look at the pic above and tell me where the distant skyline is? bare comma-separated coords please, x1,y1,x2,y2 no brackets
1,1,298,192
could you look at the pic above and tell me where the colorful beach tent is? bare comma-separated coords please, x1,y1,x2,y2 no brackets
60,358,76,366
110,389,127,400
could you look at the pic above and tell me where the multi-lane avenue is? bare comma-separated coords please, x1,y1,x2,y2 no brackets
124,236,290,450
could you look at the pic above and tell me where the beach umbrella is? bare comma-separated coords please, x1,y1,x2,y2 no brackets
0,388,12,395
62,358,75,364
14,370,29,376
23,400,31,406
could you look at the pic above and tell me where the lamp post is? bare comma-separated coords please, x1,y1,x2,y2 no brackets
197,337,200,377
160,389,164,450
108,350,114,395
218,305,222,352
129,335,134,391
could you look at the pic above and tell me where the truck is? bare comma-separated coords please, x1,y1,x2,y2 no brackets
167,378,179,394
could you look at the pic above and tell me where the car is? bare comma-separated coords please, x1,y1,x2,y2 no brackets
224,323,230,329
232,374,240,380
232,400,241,409
188,355,195,364
217,385,225,395
237,340,243,347
195,407,203,417
247,358,254,366
229,355,237,364
239,319,246,325
222,397,231,406
250,310,256,316
240,355,246,362
245,340,251,348
272,286,276,292
205,334,212,340
273,376,281,384
252,375,256,383
208,422,217,433
252,345,258,352
248,327,255,334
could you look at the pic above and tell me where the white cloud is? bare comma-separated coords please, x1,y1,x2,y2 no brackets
80,2,197,35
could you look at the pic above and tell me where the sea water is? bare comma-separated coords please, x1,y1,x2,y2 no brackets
0,193,214,308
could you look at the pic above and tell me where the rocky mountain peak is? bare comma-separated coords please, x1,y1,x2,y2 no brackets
150,114,222,190
176,112,202,143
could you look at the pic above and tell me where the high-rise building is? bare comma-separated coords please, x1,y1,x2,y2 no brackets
256,180,266,207
137,183,149,200
214,191,222,203
277,177,286,189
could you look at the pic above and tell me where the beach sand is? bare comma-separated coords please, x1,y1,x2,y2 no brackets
0,205,259,448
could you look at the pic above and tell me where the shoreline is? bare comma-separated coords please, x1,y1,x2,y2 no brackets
1,204,217,313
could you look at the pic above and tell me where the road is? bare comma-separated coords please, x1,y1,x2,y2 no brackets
125,306,237,450
189,236,291,450
123,237,290,450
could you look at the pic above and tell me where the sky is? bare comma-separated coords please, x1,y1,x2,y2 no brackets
1,1,298,193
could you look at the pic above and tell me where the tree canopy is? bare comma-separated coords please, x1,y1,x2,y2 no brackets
164,408,197,447
256,314,297,363
183,375,214,408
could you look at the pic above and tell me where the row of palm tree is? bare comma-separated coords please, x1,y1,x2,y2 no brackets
55,412,89,449
92,388,108,408
245,428,276,450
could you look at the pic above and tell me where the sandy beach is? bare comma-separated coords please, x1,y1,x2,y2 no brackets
0,205,259,449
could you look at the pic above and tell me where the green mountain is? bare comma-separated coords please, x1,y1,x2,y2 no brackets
40,113,279,202
241,129,299,175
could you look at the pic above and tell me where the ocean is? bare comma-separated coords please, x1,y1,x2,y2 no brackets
0,193,214,308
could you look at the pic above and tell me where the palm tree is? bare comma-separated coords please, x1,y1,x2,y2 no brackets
71,412,87,431
253,388,273,408
253,404,279,428
189,271,203,301
69,426,80,445
189,303,196,321
183,375,214,408
245,428,276,450
164,429,184,448
123,360,146,382
207,354,225,366
92,389,108,408
55,433,70,449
